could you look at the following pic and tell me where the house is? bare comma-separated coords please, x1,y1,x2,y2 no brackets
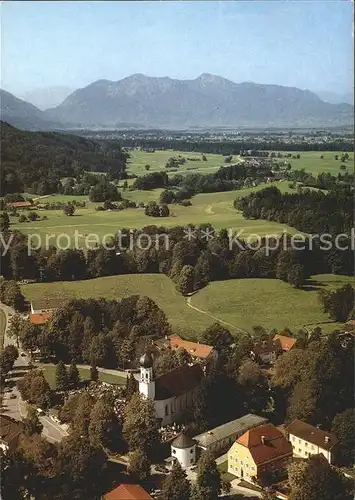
154,334,216,363
272,334,297,352
228,423,293,483
5,201,32,210
103,484,152,500
30,312,53,326
251,339,282,364
0,415,24,453
194,414,268,456
285,419,338,464
30,298,67,315
139,352,204,425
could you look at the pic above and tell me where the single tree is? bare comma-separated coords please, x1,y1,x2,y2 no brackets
23,406,43,436
288,454,353,500
127,449,151,481
125,373,138,401
123,392,160,458
68,362,80,388
88,398,118,449
159,460,191,500
63,204,75,216
331,408,354,466
55,361,69,392
195,450,221,500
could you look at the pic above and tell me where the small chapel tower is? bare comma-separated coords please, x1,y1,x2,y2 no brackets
139,352,155,400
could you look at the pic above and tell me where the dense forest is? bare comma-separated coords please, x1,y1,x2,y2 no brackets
235,185,353,235
0,122,128,196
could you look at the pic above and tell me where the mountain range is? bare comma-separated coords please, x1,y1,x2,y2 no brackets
1,74,353,130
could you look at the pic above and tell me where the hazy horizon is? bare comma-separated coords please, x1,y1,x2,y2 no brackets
1,1,353,98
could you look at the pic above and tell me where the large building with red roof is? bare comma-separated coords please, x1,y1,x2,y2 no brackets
227,423,293,483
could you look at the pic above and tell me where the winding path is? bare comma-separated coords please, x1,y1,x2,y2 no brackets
186,296,249,335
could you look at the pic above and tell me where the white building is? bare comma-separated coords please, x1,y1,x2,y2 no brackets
171,433,197,468
138,352,204,426
286,419,339,464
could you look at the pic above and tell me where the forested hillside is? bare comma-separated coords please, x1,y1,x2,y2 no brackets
0,122,128,195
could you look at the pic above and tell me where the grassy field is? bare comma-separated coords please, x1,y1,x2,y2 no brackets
11,182,298,244
21,274,214,338
190,274,353,334
0,309,6,351
126,149,231,177
287,150,353,176
21,273,352,339
39,364,126,389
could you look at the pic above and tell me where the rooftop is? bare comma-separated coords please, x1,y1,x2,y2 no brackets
171,433,196,449
273,334,297,351
235,423,293,465
194,414,268,448
286,419,338,451
30,312,53,325
155,363,203,400
103,484,152,500
31,298,67,311
5,201,32,208
169,334,214,359
0,415,24,451
252,339,282,356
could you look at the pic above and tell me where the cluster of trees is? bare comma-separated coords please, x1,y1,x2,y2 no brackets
113,137,354,154
0,279,25,310
319,284,354,322
165,156,186,168
0,344,18,383
133,162,274,196
1,122,128,196
144,201,170,217
236,185,353,235
1,224,352,300
17,369,52,409
88,178,122,202
13,295,171,366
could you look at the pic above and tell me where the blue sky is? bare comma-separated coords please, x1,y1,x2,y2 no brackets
1,1,353,96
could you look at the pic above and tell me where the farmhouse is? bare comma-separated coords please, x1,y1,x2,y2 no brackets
30,298,68,325
139,352,204,426
285,419,338,464
103,484,152,500
228,423,293,483
0,415,24,453
251,339,282,364
154,334,216,363
194,414,268,455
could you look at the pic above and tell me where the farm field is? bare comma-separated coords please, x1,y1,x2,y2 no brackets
21,273,352,339
190,274,353,334
39,364,126,389
11,182,298,244
125,149,231,177
285,150,353,176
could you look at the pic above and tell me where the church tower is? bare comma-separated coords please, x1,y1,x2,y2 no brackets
139,352,155,400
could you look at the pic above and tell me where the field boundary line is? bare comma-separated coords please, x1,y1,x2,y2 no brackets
186,296,249,335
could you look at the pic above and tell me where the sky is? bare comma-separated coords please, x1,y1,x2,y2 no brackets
1,1,353,97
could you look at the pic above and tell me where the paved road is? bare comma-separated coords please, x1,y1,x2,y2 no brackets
1,302,68,443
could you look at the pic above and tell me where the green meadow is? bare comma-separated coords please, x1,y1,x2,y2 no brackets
286,150,353,176
12,182,299,244
21,273,351,339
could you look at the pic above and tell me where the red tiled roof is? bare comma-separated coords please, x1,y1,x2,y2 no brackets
155,363,203,400
30,312,52,325
273,335,297,351
237,423,293,465
104,484,152,500
169,334,213,359
5,201,32,208
285,419,338,450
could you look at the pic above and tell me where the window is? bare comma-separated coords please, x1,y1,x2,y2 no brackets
190,458,194,464
305,442,308,447
172,449,176,454
298,439,301,444
298,448,302,453
190,449,193,454
311,445,315,450
165,406,168,416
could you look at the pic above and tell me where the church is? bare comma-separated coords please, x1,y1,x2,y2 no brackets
139,352,204,426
